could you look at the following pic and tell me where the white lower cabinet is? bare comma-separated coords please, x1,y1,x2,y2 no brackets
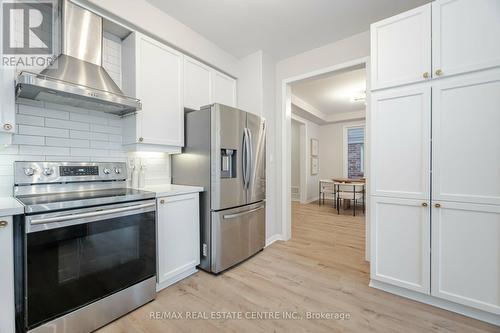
371,197,430,293
431,201,500,315
156,193,200,291
0,216,15,333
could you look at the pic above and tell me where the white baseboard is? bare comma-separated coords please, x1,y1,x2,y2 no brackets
266,234,284,247
156,265,198,292
304,196,319,204
370,280,500,326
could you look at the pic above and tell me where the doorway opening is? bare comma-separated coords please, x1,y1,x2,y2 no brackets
283,57,370,261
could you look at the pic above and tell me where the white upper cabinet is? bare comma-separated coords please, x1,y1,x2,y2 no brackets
371,196,430,294
122,32,184,149
431,201,500,314
370,86,431,199
0,67,16,137
184,57,211,110
211,71,237,107
432,0,500,78
432,70,500,206
371,4,431,90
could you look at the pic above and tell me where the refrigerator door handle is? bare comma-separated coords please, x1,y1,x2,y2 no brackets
222,205,265,219
242,128,248,188
243,128,251,189
247,128,253,189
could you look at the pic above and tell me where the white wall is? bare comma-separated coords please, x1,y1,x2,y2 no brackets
80,0,239,77
275,31,370,239
292,110,320,203
319,120,366,182
238,51,263,115
291,120,300,190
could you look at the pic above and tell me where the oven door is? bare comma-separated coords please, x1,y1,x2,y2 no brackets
21,200,156,331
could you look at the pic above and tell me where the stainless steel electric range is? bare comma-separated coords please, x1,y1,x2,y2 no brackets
13,161,157,333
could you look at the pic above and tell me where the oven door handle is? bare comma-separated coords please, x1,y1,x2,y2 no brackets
30,202,156,225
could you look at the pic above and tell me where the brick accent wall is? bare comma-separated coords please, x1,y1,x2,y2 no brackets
348,143,364,178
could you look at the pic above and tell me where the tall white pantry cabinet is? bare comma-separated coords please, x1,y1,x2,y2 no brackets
369,0,500,324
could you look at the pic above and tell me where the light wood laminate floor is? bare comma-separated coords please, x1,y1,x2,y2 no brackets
97,201,499,333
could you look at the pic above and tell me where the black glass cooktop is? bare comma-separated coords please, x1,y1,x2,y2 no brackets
17,188,156,214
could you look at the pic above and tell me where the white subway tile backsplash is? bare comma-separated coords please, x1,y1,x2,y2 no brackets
12,135,45,146
16,114,45,126
18,103,70,120
20,145,70,156
45,156,91,162
70,112,108,124
90,124,121,135
19,125,69,138
70,130,91,139
109,134,122,143
46,137,89,148
90,140,122,150
70,148,92,156
45,118,90,131
93,132,109,141
0,145,19,155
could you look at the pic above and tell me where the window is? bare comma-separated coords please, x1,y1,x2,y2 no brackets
345,126,365,179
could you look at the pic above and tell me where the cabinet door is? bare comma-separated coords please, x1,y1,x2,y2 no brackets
370,86,431,199
370,4,431,90
431,201,500,314
0,216,15,333
137,35,183,146
370,197,430,293
157,193,200,287
0,68,16,134
432,70,500,205
211,71,237,107
432,0,500,78
184,57,211,110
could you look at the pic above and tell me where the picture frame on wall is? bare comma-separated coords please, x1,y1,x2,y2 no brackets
311,157,319,175
311,139,319,157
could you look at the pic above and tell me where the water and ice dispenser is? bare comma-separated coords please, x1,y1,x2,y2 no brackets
221,149,236,178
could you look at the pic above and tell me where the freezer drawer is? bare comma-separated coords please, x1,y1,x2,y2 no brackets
211,201,265,273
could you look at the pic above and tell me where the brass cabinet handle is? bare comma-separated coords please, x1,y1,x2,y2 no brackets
0,220,8,228
423,72,430,79
138,137,144,142
160,199,165,204
422,202,428,207
3,123,13,131
435,69,443,76
435,203,441,208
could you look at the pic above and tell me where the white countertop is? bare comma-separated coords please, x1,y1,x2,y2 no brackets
0,197,24,216
138,184,203,198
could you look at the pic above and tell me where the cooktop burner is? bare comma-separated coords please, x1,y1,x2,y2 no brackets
17,188,156,214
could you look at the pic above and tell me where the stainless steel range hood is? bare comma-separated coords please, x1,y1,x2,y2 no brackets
16,0,141,115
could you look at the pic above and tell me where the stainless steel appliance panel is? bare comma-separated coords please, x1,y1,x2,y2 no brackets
246,113,266,204
28,277,156,333
171,108,212,271
211,104,247,210
211,201,265,273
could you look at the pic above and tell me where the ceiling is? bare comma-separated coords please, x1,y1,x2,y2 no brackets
292,67,366,115
146,0,429,60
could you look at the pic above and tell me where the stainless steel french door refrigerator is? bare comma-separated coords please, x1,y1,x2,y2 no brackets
172,104,266,273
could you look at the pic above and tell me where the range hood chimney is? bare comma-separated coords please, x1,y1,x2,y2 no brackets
16,0,141,115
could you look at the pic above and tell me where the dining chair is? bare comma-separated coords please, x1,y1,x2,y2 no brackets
318,179,336,206
335,182,365,216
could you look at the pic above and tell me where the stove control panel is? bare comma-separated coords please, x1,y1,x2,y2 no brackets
14,162,127,185
60,166,99,176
